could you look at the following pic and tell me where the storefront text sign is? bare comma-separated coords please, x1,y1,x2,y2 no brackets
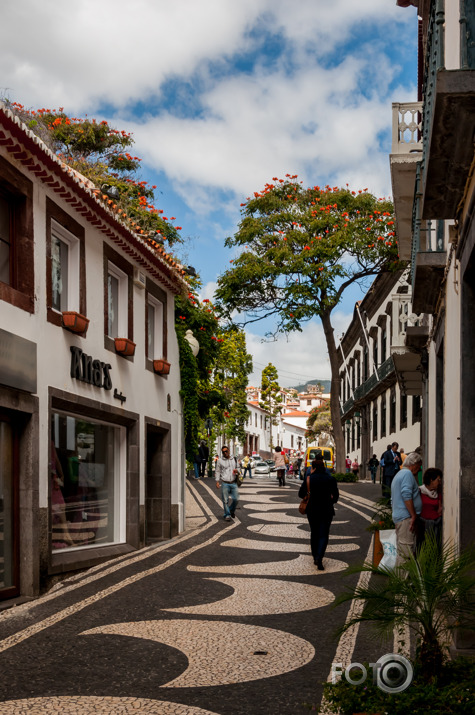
70,346,112,390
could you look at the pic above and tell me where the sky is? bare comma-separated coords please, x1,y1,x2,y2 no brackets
1,0,418,387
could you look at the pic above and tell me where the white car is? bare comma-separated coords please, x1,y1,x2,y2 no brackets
253,460,272,476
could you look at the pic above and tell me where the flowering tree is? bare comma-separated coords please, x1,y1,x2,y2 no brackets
5,101,182,246
215,176,402,471
306,403,333,445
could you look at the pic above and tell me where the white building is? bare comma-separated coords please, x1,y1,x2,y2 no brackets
391,0,475,654
338,270,422,475
0,103,188,603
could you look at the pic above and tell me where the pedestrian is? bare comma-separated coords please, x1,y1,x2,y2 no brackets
242,453,253,479
274,445,286,487
390,451,423,568
417,467,443,551
298,458,339,570
381,441,402,498
368,454,379,483
198,440,209,478
215,445,240,521
193,451,201,480
400,447,407,465
297,455,303,479
345,455,351,473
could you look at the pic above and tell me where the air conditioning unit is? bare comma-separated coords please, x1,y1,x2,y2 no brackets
133,268,146,289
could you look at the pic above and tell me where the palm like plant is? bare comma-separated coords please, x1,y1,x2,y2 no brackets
336,533,475,679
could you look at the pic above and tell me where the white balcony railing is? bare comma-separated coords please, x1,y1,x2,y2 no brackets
391,102,423,154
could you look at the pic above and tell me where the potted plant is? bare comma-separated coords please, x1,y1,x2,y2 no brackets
153,358,171,375
114,337,136,357
62,311,89,334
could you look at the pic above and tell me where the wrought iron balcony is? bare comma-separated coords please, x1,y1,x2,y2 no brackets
421,0,475,219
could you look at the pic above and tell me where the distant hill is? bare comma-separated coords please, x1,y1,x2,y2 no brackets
290,379,331,393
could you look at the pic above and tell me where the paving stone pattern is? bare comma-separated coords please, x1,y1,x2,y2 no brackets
0,477,382,714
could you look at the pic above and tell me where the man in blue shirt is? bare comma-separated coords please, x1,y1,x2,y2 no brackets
391,451,423,568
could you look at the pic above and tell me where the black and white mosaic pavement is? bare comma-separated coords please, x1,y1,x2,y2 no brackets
0,476,385,714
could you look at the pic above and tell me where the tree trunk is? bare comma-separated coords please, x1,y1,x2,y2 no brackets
321,310,345,473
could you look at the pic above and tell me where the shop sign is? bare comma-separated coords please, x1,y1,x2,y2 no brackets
70,346,112,390
0,329,37,393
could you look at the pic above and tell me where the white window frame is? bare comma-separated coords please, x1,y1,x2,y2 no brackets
51,219,80,313
147,294,164,361
107,262,128,338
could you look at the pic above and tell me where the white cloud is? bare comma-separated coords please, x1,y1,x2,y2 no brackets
245,310,353,388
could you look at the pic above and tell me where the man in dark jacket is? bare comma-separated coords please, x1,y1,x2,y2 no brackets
198,440,209,478
381,441,402,498
298,459,339,570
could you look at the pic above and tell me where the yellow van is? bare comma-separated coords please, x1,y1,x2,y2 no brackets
304,446,335,473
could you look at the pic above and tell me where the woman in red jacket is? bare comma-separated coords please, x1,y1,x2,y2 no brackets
417,467,442,550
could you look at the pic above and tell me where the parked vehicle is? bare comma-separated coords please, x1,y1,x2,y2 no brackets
304,446,335,473
254,460,272,476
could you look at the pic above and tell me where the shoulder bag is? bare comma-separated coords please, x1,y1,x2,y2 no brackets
299,475,311,514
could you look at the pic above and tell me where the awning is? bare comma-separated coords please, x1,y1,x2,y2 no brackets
391,347,424,395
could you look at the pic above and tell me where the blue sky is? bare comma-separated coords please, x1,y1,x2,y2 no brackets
2,0,418,386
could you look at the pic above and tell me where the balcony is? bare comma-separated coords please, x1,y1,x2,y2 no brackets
411,163,446,314
421,0,475,219
390,102,423,260
391,346,424,396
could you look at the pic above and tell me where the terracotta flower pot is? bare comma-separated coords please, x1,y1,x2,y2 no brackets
373,529,384,567
62,311,89,334
153,358,171,375
114,337,136,357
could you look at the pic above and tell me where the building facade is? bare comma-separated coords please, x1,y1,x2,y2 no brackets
0,104,188,603
338,270,422,476
391,0,475,651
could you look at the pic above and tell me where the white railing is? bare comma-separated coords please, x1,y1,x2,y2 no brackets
391,102,423,154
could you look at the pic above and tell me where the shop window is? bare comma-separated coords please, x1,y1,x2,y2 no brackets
46,199,86,327
0,156,34,312
50,411,125,551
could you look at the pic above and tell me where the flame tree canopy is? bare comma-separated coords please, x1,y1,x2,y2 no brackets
215,176,402,471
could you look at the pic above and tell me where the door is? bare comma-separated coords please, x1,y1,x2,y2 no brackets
145,424,171,542
0,412,19,599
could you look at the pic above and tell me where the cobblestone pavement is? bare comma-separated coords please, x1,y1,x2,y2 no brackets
0,476,384,714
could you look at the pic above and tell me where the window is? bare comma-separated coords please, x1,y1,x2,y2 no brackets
307,399,311,405
291,435,294,448
363,347,368,382
46,199,85,326
50,411,125,551
373,335,378,370
381,393,387,437
390,388,397,433
107,263,128,338
381,327,387,362
400,393,408,428
255,414,257,427
260,415,263,429
147,296,164,360
51,220,80,313
412,395,422,423
373,401,378,440
0,156,34,312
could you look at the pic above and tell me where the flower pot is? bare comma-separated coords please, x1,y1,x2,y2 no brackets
373,529,384,567
114,337,136,357
153,358,171,375
62,311,89,334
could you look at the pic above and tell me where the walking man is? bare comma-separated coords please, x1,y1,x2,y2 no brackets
198,440,209,478
215,445,240,521
391,451,423,568
381,441,402,498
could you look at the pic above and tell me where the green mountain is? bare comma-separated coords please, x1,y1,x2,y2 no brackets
290,379,331,394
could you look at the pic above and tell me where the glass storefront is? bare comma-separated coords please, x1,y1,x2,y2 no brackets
0,417,17,595
50,412,124,551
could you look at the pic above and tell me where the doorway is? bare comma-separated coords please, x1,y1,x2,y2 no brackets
0,412,19,600
145,423,171,542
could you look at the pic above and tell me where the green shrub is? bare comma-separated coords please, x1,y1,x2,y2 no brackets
334,472,358,482
320,657,475,715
